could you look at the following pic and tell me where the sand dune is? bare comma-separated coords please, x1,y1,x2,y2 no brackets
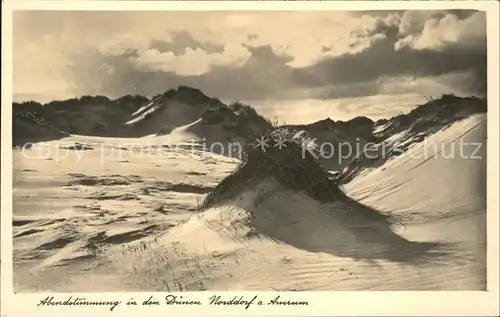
13,116,69,147
340,94,487,183
12,111,486,292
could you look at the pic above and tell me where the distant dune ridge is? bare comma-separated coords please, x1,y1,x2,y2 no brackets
13,95,150,143
13,86,486,169
12,86,487,291
339,94,487,183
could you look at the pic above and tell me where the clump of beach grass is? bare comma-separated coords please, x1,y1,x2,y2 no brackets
199,126,346,210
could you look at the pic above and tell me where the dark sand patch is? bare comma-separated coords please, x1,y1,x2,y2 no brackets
35,237,76,251
66,173,144,186
13,219,36,227
154,205,170,214
82,204,102,211
88,192,140,201
60,142,94,151
155,203,197,213
66,174,130,186
83,224,174,246
104,228,155,244
127,175,145,182
39,218,67,226
14,228,45,238
50,254,96,267
148,182,212,194
186,171,207,176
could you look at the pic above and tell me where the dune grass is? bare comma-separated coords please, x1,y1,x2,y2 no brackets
200,126,345,210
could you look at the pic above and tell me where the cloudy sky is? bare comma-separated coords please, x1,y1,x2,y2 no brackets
13,10,487,123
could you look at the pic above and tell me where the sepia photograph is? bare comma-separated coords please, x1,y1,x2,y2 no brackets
9,7,490,292
2,1,499,316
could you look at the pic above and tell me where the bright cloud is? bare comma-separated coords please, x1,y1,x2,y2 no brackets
395,11,486,51
132,44,251,76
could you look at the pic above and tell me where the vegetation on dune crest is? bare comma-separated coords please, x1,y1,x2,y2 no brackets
200,125,345,210
13,94,150,138
338,93,488,184
197,100,273,137
159,85,225,108
201,92,488,209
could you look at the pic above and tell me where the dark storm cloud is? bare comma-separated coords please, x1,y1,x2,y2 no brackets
291,9,487,97
291,36,487,93
445,9,481,20
299,80,382,101
69,45,297,101
70,35,486,101
193,45,296,100
65,9,486,101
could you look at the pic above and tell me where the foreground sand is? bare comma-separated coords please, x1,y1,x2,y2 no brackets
13,114,486,292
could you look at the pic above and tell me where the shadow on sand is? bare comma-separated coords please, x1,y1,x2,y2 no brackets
241,188,453,265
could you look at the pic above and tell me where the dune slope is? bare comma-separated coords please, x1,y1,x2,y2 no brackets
12,113,486,292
